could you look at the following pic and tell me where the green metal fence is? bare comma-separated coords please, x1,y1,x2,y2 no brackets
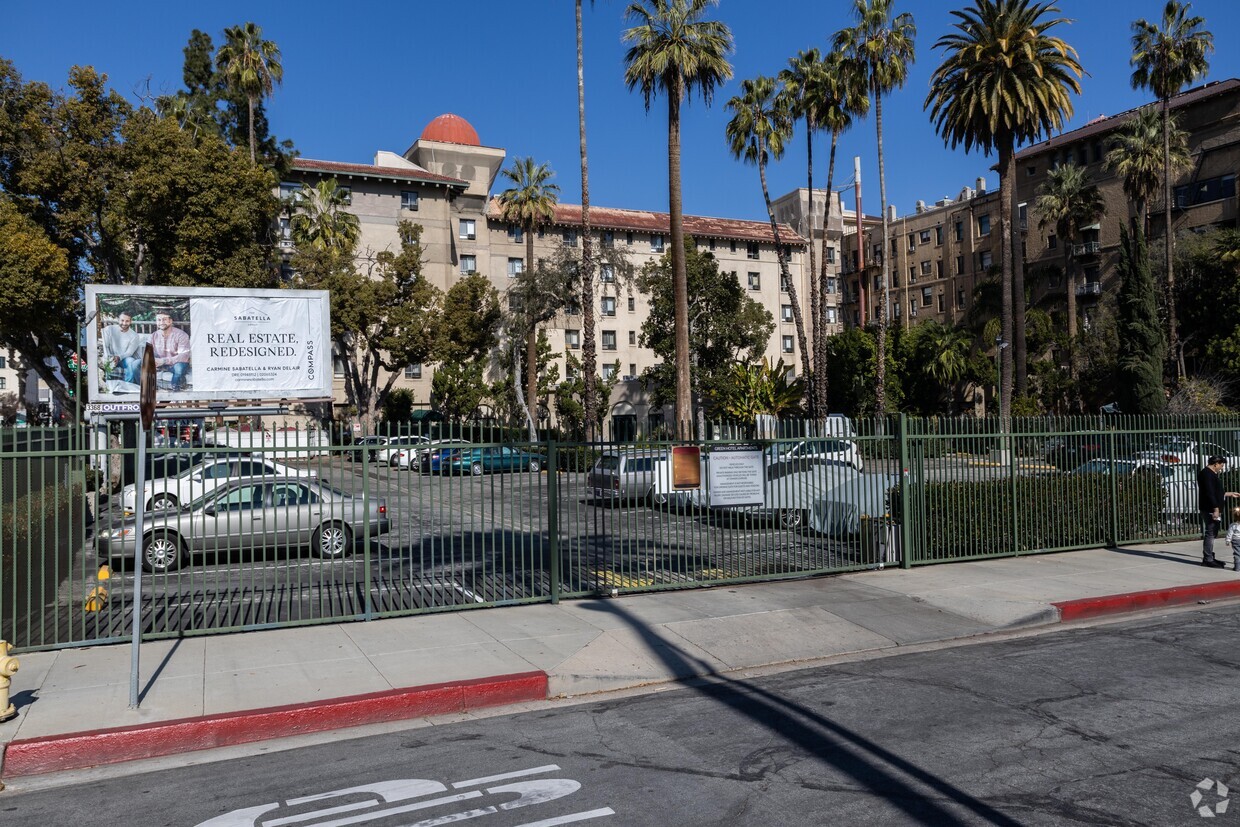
2,414,1236,652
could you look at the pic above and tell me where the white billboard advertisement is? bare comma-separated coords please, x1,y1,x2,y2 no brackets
85,285,332,404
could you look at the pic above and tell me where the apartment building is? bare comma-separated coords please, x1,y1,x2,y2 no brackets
283,113,808,437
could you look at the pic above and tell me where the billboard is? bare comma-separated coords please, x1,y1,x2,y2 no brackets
85,286,332,404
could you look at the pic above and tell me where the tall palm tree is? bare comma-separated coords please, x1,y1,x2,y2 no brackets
834,0,916,414
922,321,972,414
1130,0,1213,379
1104,106,1190,234
1034,163,1104,339
623,0,734,437
725,76,806,408
290,179,360,254
215,22,283,164
497,157,560,429
576,0,600,441
926,0,1082,420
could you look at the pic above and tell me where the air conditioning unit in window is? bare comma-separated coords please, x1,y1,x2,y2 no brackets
279,239,293,249
622,375,637,381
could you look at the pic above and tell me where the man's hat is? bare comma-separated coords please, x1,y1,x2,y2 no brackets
1209,455,1228,466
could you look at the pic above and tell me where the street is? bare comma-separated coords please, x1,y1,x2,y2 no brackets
7,602,1240,825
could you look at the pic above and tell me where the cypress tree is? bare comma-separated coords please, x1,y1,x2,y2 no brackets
1116,221,1167,413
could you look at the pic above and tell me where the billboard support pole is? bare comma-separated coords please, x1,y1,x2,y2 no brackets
130,344,156,709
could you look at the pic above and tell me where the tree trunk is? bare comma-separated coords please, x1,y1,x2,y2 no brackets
816,132,839,417
758,153,808,391
577,0,598,442
524,232,538,434
1012,169,1027,398
1064,244,1077,339
998,144,1015,421
1162,95,1179,382
874,90,889,413
248,95,257,164
513,337,536,442
804,116,819,418
668,79,692,438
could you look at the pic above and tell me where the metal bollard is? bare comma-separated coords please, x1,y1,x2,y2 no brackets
0,640,19,723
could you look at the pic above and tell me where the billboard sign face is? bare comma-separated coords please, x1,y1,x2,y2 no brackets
85,286,332,404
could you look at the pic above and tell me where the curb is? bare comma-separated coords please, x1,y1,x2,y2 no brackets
1,671,547,779
1054,580,1240,622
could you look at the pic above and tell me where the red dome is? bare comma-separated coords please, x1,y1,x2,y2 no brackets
419,114,480,146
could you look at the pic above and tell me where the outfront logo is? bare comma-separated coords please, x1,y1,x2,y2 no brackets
1191,778,1230,817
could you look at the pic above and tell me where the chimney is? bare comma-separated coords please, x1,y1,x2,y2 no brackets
915,200,926,214
887,204,898,221
976,176,986,193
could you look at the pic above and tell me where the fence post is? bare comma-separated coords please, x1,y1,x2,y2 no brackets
1107,428,1119,548
361,439,373,621
898,413,912,569
547,439,560,604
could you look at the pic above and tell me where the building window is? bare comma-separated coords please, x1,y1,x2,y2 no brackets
404,364,422,379
460,255,476,274
977,215,991,236
600,264,615,283
954,221,963,241
627,296,636,312
629,331,637,345
919,229,931,245
1176,174,1237,208
825,307,837,324
460,219,476,240
748,272,761,291
507,258,524,277
565,329,580,349
979,250,993,269
626,231,635,245
338,187,351,206
782,335,794,353
1018,202,1028,229
628,363,636,377
508,225,524,242
907,233,917,252
565,300,581,316
279,181,302,202
280,261,294,282
780,275,790,293
0,356,6,369
708,238,717,250
0,377,5,390
730,239,738,253
920,260,932,277
1048,234,1058,249
747,242,760,260
905,268,914,285
826,277,837,294
602,363,617,380
401,191,419,211
934,226,943,246
602,331,617,351
1025,164,1037,177
957,288,966,308
508,294,522,313
781,304,794,322
562,229,578,246
826,246,836,264
278,217,293,248
651,235,665,252
921,287,933,307
937,294,945,312
602,230,615,248
601,296,616,316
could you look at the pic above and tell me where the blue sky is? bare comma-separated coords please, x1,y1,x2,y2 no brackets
5,0,1239,224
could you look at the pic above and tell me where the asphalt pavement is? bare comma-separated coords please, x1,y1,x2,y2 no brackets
4,536,1240,785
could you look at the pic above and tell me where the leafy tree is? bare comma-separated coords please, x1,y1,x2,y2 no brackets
1034,163,1104,339
707,358,805,421
900,321,976,415
835,0,916,412
432,360,488,424
439,272,502,365
381,388,415,424
215,22,284,164
1175,228,1240,386
724,76,809,396
822,327,877,416
290,178,361,254
555,353,622,440
1130,0,1213,379
623,0,734,436
1105,107,1190,233
1115,222,1167,414
490,330,559,430
926,0,1082,418
637,240,773,419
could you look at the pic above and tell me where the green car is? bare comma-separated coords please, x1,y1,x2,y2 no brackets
442,446,542,476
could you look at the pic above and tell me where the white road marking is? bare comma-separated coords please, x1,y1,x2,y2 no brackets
452,765,560,789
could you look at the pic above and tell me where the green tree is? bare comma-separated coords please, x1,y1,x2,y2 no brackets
623,0,734,436
290,178,361,254
724,75,807,383
902,321,976,416
215,21,283,164
432,360,488,424
708,358,805,421
1104,106,1190,233
1115,222,1167,414
638,240,773,416
779,49,868,416
834,0,916,412
381,388,415,424
496,156,560,437
1034,163,1104,339
1130,0,1213,379
926,0,1082,419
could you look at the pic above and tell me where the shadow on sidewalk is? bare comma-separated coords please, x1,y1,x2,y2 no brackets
580,600,1021,826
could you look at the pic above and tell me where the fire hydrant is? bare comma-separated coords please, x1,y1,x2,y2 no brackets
0,640,18,723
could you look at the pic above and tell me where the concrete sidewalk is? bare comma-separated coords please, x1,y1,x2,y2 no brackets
4,539,1240,781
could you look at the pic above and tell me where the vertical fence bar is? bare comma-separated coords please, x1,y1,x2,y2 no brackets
898,413,912,569
548,439,560,604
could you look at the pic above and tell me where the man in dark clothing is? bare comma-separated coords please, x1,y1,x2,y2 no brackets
1198,456,1238,567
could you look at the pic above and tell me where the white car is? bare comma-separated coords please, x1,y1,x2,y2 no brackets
121,456,314,513
1133,438,1238,471
375,435,431,468
775,439,864,472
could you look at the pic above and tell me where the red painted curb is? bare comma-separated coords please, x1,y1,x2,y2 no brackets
2,671,547,779
1054,580,1240,622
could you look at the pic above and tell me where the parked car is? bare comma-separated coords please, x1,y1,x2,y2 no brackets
441,446,543,476
775,439,864,472
1070,458,1199,518
1133,437,1238,471
98,478,389,573
135,449,251,486
121,456,313,513
587,450,666,503
1043,435,1106,470
349,435,389,462
375,435,430,467
415,439,473,473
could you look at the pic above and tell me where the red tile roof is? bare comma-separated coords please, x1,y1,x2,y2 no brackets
1016,78,1240,160
487,200,807,246
293,158,468,187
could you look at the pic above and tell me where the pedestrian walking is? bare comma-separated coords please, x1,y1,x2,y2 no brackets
1197,455,1238,567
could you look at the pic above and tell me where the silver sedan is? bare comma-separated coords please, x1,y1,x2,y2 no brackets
96,477,390,573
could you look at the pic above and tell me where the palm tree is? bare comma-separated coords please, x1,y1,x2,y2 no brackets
576,0,600,441
1104,106,1190,233
922,321,973,414
926,0,1082,420
290,179,361,254
1130,0,1213,378
725,76,806,400
215,22,283,164
834,0,915,414
496,157,560,433
623,0,734,437
1035,163,1104,339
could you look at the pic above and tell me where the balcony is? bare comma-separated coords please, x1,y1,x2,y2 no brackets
1075,281,1102,297
1072,241,1102,257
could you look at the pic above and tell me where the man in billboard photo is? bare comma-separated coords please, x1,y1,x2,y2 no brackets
151,308,192,391
100,311,144,384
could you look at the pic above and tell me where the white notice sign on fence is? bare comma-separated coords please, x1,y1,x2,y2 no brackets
707,449,766,508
